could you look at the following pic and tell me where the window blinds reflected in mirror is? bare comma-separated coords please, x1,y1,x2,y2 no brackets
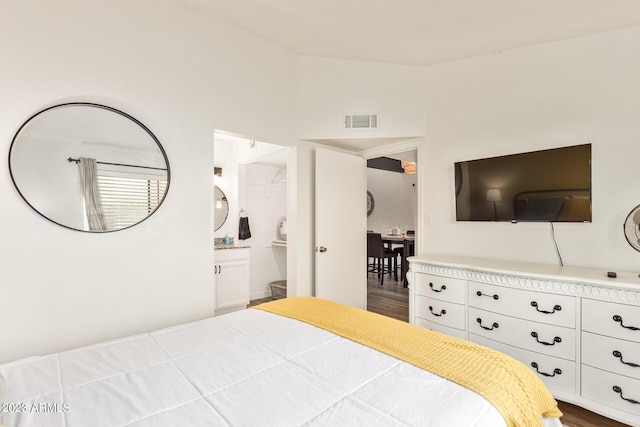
96,164,168,230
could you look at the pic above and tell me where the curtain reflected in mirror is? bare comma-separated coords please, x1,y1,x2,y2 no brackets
214,185,229,231
77,157,107,231
8,103,170,232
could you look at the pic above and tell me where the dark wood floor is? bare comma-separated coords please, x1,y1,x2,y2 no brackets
557,401,631,427
249,273,631,427
365,273,409,322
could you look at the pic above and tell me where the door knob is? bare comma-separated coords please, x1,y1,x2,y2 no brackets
317,246,327,253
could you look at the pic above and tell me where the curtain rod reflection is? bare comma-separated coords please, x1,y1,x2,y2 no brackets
67,157,167,171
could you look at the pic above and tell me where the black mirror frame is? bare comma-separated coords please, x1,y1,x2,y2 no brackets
214,185,229,231
8,102,171,233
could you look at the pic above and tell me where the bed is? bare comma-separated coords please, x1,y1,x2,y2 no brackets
0,297,562,427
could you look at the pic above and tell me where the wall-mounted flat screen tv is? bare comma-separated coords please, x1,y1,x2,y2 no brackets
455,144,591,222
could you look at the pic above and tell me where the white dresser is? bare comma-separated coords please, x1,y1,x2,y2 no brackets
408,255,640,426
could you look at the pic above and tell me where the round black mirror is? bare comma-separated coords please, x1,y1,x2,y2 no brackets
9,103,170,232
214,185,229,231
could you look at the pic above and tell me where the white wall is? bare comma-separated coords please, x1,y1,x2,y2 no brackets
298,27,640,273
421,26,640,271
0,0,297,363
366,168,416,234
242,164,288,299
287,142,316,298
297,56,429,140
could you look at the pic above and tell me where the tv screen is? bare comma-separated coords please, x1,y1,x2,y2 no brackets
455,144,591,222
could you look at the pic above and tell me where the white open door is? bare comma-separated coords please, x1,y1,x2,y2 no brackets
315,148,367,309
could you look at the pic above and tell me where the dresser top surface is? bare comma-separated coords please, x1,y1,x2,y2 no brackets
409,254,640,291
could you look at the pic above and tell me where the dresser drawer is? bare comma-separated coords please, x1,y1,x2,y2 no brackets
415,295,465,330
468,281,575,328
415,317,467,340
582,299,640,342
471,334,576,394
413,273,466,304
582,332,640,380
469,307,576,360
582,365,640,419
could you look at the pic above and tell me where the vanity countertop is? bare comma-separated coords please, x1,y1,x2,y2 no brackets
214,236,250,250
214,244,251,250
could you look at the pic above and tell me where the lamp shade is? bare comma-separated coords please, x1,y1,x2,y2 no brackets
401,160,416,174
486,188,502,202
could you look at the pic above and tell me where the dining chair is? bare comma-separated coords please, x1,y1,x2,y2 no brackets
393,230,415,283
367,230,375,268
367,232,397,285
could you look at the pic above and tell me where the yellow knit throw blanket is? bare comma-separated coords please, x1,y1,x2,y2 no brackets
254,297,562,427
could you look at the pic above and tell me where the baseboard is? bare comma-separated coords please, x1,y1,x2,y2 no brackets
251,290,272,300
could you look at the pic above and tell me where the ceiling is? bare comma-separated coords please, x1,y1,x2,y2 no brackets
195,0,640,152
178,0,640,67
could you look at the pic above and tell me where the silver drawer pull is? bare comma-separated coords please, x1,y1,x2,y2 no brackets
476,291,499,300
613,315,640,331
530,331,562,346
476,318,499,331
613,350,640,368
530,362,562,377
429,283,446,292
613,386,640,405
428,306,446,317
530,301,562,314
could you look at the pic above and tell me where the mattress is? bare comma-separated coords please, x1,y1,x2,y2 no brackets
0,304,562,427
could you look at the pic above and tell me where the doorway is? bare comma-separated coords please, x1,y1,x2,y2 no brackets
213,130,290,302
366,151,417,241
360,140,421,321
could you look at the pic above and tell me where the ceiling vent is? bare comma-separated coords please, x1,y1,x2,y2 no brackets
344,114,378,129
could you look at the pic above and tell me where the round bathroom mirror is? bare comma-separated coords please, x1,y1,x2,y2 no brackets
8,103,170,232
214,185,229,231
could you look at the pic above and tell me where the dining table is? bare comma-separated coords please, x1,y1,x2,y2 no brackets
382,234,415,287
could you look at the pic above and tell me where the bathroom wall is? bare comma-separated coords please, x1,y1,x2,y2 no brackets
242,163,288,299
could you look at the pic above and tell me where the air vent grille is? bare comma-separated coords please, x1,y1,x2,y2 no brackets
344,114,378,129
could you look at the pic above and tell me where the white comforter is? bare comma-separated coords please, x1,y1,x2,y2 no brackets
0,308,560,427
